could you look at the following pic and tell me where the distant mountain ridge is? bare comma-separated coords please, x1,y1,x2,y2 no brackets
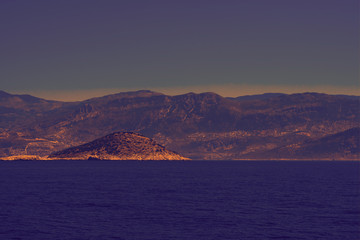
227,93,286,101
0,90,359,160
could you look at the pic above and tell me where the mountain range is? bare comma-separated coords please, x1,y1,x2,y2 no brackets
0,90,359,160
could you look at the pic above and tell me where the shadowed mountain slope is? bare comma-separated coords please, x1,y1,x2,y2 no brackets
245,128,360,160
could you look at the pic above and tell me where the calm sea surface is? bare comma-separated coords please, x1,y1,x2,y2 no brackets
0,161,359,240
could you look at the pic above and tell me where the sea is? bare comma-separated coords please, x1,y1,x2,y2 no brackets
0,160,359,240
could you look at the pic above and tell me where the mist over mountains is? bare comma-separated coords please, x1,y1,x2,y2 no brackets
0,90,359,160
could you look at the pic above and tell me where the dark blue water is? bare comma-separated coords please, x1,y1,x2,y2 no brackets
0,161,359,240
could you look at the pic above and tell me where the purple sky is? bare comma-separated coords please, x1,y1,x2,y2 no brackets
1,0,359,100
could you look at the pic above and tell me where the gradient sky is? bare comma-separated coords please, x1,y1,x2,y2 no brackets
1,0,359,100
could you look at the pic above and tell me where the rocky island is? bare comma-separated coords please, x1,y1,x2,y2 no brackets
47,132,189,160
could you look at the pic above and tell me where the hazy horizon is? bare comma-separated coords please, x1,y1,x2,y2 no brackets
1,0,358,100
2,84,358,102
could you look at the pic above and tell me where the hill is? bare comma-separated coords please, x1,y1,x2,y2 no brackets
48,132,189,160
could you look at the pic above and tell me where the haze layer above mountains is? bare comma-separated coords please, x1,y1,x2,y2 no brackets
0,90,359,160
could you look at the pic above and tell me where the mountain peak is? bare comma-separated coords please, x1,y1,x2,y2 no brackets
0,90,12,97
85,90,164,102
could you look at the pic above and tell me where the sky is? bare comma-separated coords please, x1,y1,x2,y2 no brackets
0,0,359,100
